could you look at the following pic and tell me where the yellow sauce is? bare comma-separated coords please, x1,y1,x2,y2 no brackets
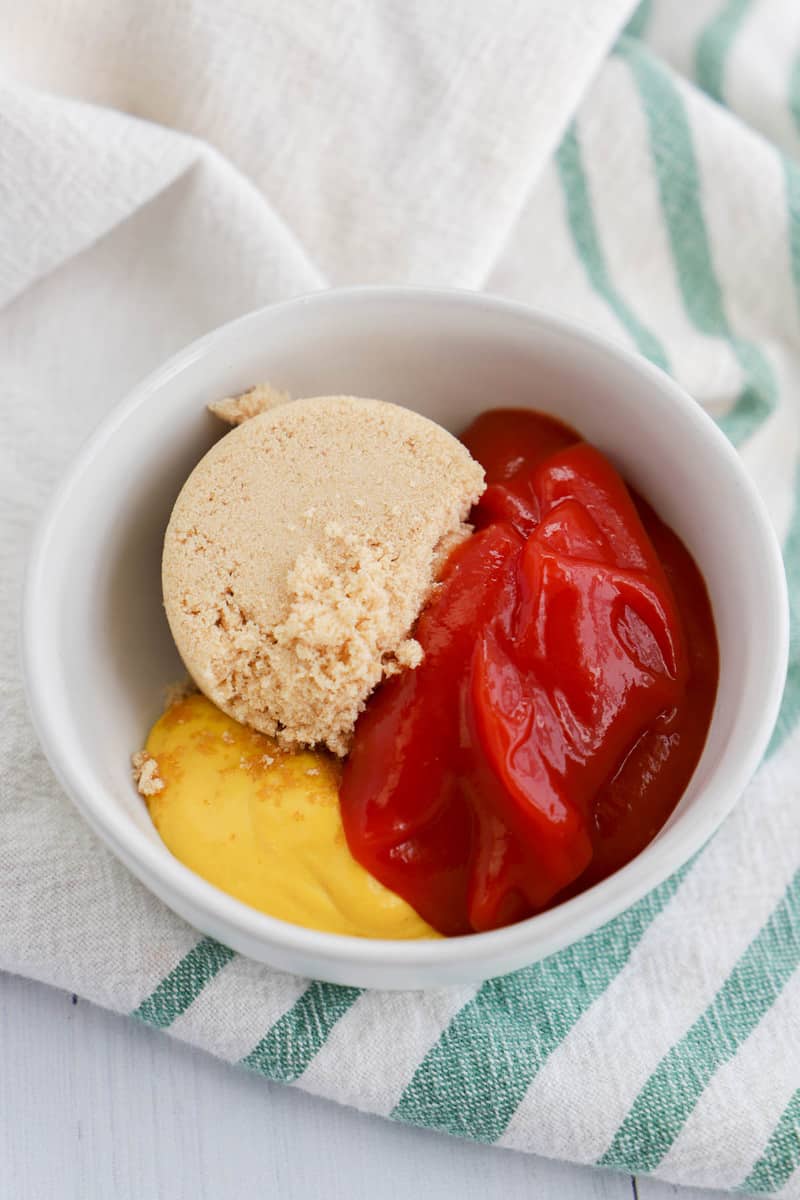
144,693,438,939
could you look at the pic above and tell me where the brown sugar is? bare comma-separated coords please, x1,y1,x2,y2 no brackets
162,394,485,755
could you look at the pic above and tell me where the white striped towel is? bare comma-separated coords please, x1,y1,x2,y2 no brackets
1,1,799,1192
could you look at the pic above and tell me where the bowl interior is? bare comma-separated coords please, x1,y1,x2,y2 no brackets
25,290,787,987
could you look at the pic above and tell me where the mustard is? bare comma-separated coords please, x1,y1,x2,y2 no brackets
144,693,437,939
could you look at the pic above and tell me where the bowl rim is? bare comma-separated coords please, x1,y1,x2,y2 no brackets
21,284,790,973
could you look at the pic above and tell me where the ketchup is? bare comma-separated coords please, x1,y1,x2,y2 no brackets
340,410,719,935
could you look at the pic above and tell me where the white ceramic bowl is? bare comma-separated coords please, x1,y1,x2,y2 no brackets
22,287,788,989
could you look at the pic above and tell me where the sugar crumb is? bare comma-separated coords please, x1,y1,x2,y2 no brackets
209,382,291,426
396,638,424,669
131,750,164,797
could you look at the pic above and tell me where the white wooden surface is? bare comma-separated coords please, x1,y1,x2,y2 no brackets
0,971,729,1200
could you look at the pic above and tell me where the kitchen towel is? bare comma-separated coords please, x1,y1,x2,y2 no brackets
2,0,800,1192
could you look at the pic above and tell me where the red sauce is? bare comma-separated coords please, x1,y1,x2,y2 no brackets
340,409,719,936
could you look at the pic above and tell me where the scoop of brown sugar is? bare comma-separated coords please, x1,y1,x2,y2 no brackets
162,394,484,755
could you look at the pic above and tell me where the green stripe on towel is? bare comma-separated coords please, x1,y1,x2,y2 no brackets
623,0,654,42
241,981,362,1082
789,55,800,138
555,123,670,372
787,161,800,303
738,1089,800,1195
133,937,235,1029
694,0,755,105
